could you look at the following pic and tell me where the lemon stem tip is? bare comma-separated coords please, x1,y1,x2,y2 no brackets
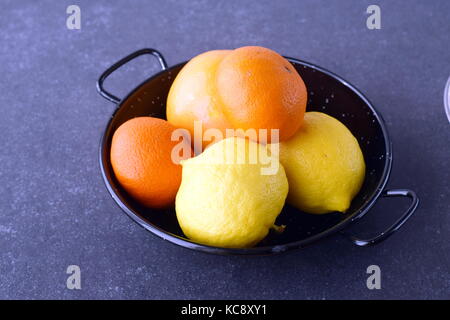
271,224,286,233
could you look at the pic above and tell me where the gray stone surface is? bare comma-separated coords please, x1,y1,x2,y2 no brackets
0,0,449,299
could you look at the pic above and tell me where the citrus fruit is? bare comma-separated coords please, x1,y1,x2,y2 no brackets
166,46,307,146
110,117,192,208
176,137,288,248
278,112,365,214
216,46,307,142
167,50,232,148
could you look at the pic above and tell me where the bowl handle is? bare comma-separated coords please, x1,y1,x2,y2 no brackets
96,48,168,104
341,189,419,247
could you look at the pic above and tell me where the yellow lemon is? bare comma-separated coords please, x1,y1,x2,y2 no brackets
279,112,365,214
176,137,288,248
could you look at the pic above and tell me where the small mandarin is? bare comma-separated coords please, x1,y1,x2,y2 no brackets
110,117,192,208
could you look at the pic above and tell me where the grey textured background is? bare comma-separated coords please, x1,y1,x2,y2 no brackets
0,0,449,299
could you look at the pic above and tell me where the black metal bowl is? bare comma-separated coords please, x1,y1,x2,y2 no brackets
97,48,419,255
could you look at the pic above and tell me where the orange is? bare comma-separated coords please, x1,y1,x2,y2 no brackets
166,46,307,145
167,50,232,148
110,117,192,208
216,46,307,142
